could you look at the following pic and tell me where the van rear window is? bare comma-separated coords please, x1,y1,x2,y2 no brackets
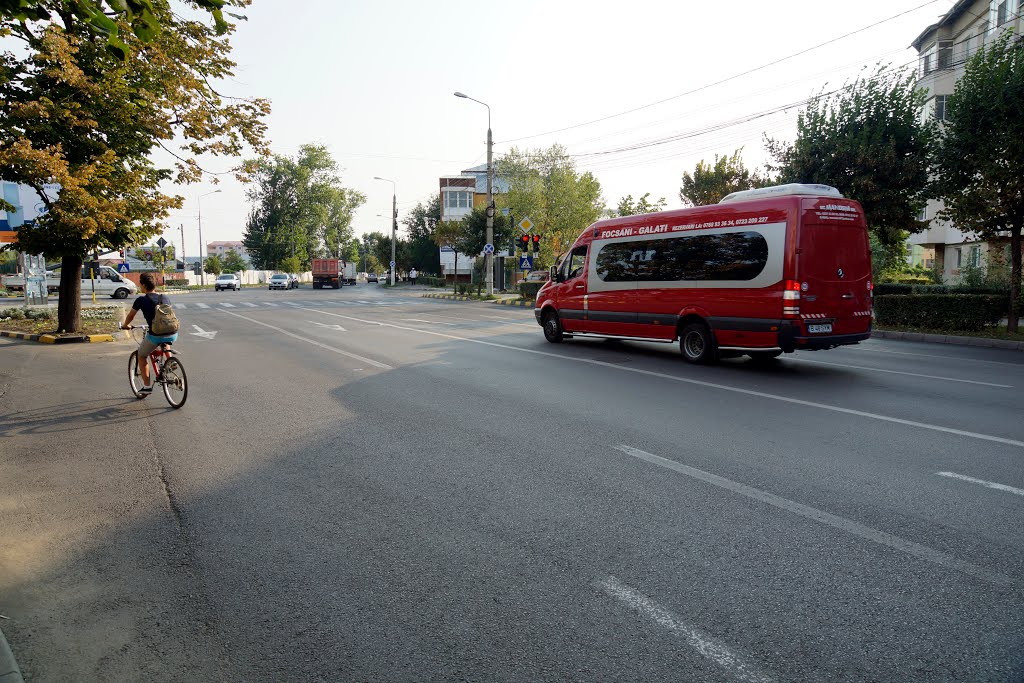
595,231,769,282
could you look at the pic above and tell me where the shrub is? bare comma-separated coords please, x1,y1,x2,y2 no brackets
24,307,55,320
456,283,471,296
0,307,26,320
874,294,1006,331
518,282,544,301
163,278,189,287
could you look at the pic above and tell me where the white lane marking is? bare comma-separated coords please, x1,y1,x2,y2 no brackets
262,301,278,306
788,357,1012,388
400,318,455,325
220,311,390,369
597,576,775,683
189,324,217,340
853,345,1024,368
936,471,1024,497
218,302,235,308
194,302,210,309
356,300,372,304
306,309,1024,450
307,320,347,331
614,445,1011,586
241,302,258,308
176,303,187,309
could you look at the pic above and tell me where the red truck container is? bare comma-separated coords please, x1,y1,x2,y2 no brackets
312,258,344,289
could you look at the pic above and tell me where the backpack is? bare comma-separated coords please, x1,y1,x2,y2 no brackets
150,294,180,335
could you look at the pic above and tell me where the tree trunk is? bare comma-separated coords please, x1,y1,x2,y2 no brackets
1009,225,1021,333
453,252,458,294
56,255,83,334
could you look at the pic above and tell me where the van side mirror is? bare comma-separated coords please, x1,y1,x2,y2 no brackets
549,265,560,283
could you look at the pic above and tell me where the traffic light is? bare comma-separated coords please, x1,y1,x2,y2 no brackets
118,248,125,259
532,234,541,251
520,234,530,252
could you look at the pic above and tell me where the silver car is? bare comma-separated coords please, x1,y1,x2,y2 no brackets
215,273,240,291
268,273,290,290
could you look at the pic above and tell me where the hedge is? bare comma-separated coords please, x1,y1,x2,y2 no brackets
163,278,189,287
875,283,1008,296
874,294,1006,331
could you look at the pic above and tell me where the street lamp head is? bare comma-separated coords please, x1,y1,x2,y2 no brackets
454,92,467,98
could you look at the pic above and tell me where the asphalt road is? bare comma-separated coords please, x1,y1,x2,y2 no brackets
1,283,1023,682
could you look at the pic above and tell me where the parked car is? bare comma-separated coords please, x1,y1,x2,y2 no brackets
215,273,240,291
366,272,378,283
268,273,290,290
524,270,550,282
289,273,300,289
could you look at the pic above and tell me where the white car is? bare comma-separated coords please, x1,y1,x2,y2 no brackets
215,273,240,291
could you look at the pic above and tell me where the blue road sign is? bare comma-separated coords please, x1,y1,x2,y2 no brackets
389,260,396,267
483,243,495,254
519,255,534,271
117,262,130,273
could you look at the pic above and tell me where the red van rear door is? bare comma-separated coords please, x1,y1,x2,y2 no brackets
796,200,872,335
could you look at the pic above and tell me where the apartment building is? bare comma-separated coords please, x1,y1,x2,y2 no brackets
909,0,1023,280
206,240,251,264
438,164,511,276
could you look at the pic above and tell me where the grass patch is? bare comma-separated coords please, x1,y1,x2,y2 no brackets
876,324,1024,342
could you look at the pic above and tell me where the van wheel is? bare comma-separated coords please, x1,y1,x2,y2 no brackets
542,311,564,343
748,351,782,363
114,288,129,299
680,322,716,364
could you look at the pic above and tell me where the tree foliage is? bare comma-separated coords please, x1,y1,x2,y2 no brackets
221,248,246,272
497,144,604,261
766,65,934,246
242,144,365,270
679,149,769,207
402,195,442,273
933,33,1024,331
203,253,222,275
613,192,667,217
0,1,269,331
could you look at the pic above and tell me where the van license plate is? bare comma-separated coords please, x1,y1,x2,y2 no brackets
807,323,833,334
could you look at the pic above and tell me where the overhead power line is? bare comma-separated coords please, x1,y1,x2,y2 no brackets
497,0,947,144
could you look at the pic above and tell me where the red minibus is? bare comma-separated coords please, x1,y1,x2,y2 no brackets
534,184,873,363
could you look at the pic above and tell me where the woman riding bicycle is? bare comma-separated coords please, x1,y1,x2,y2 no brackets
121,272,178,395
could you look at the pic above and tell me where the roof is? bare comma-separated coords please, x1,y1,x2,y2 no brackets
207,240,245,247
911,0,976,51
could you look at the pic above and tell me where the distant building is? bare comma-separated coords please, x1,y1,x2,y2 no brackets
206,240,251,265
438,164,511,276
908,0,1023,280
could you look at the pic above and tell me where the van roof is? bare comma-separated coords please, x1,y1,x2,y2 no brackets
719,183,843,204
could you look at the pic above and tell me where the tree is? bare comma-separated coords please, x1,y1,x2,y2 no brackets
766,66,934,246
221,248,246,273
933,33,1024,332
460,206,511,260
433,220,464,292
402,195,442,273
613,192,667,217
497,144,604,262
279,255,301,275
243,144,365,269
0,0,232,59
0,3,270,332
680,149,770,207
203,254,222,275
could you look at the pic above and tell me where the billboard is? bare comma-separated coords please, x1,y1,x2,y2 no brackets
0,181,60,244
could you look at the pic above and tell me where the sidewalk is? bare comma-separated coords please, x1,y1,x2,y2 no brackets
872,328,1024,351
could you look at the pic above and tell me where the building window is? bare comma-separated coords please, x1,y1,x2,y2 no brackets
918,206,928,222
969,245,981,267
955,248,963,267
935,95,948,121
919,51,934,76
997,0,1008,26
444,191,472,209
937,40,953,68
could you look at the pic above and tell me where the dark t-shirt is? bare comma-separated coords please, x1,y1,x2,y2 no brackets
132,292,171,327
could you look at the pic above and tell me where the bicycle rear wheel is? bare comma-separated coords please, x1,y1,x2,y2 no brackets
128,350,145,398
160,356,188,408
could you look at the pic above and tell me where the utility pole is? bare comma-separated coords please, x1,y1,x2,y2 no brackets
179,223,186,273
197,189,221,285
374,177,397,285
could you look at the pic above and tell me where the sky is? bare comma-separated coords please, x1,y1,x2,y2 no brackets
160,0,956,258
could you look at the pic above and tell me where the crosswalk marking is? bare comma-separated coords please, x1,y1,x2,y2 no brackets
219,302,235,308
262,302,278,306
195,302,210,309
178,298,424,311
176,303,186,309
241,302,258,307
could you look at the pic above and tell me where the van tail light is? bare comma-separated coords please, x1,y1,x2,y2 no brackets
867,280,873,301
783,280,800,318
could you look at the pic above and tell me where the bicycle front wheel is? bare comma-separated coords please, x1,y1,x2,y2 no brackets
160,356,188,408
128,350,145,398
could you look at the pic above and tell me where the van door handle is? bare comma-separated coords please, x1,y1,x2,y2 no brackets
574,284,585,290
841,293,854,299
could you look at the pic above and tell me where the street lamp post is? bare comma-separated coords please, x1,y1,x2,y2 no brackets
454,91,493,296
197,189,222,285
374,177,397,286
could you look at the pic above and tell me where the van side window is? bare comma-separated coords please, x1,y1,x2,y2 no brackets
565,245,587,280
595,230,768,282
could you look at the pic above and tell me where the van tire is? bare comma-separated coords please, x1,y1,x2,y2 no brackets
680,322,716,364
542,311,564,343
114,288,129,299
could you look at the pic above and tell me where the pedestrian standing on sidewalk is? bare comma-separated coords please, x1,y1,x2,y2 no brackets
409,267,418,287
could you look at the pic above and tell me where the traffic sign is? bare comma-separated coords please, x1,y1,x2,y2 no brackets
519,255,534,271
483,243,495,254
390,260,396,267
116,262,130,273
156,237,167,248
517,216,534,234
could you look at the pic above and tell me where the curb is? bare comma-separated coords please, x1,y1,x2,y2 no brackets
0,330,127,344
421,294,494,303
872,329,1024,351
493,298,534,308
0,626,24,683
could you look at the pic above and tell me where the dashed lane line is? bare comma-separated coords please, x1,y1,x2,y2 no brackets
301,307,1024,450
936,471,1024,497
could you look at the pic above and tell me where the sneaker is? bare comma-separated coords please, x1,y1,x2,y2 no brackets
139,385,153,396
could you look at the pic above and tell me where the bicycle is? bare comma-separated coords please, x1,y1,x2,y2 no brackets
126,326,188,408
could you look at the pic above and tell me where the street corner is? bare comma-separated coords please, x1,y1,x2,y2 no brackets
493,298,533,308
0,330,128,344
